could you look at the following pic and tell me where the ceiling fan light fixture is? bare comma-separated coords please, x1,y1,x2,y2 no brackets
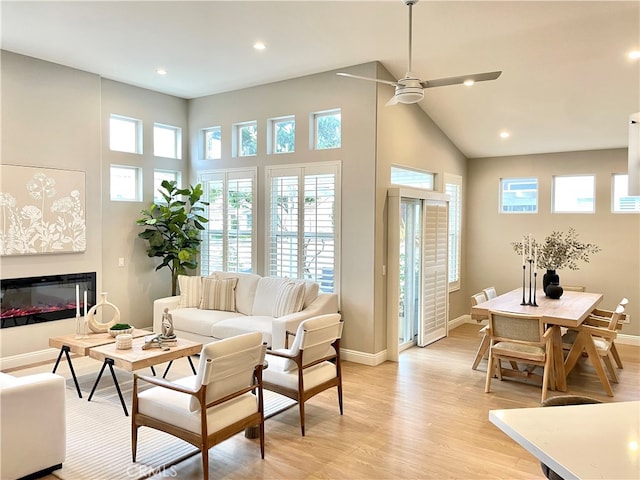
396,87,424,104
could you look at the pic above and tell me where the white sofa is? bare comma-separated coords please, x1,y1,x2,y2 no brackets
153,272,339,350
0,372,66,480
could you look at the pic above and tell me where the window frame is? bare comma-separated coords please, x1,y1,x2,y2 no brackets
109,114,142,154
265,161,341,293
268,115,296,154
390,165,435,190
153,123,182,159
612,173,640,213
552,174,595,213
443,173,462,292
499,177,538,214
232,121,258,158
110,164,142,202
202,126,222,160
311,109,342,150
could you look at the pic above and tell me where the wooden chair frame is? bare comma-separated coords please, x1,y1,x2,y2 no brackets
264,320,343,436
132,356,265,480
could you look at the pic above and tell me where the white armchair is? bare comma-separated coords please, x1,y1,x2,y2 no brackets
0,372,66,480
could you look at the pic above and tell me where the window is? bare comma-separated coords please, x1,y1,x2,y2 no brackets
500,177,538,213
153,123,182,159
268,116,295,154
203,126,222,160
391,166,434,190
312,109,341,150
444,173,462,291
109,114,142,154
612,174,640,213
154,169,182,203
199,169,256,274
267,162,340,293
553,175,595,213
233,121,258,157
110,165,142,201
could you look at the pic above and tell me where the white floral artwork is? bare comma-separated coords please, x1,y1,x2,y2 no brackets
0,165,86,255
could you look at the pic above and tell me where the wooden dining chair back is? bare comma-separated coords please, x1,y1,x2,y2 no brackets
471,291,490,370
132,332,267,480
482,287,498,299
563,304,625,396
471,291,488,307
484,310,553,402
263,313,343,436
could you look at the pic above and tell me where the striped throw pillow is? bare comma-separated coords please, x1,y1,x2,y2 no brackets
178,275,202,308
200,277,238,312
272,281,305,317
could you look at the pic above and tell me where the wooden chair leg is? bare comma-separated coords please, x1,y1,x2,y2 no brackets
611,343,624,369
485,354,495,393
201,443,209,480
131,424,138,462
299,401,306,436
582,336,614,397
602,354,619,383
472,332,490,370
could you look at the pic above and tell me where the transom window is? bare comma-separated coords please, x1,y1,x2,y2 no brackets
109,114,142,154
203,126,222,160
269,116,295,154
233,121,258,157
553,175,595,213
153,123,182,159
612,174,640,213
500,177,538,213
312,109,341,150
444,173,461,291
391,166,434,190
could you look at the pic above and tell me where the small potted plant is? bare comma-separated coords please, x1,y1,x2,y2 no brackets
109,323,134,337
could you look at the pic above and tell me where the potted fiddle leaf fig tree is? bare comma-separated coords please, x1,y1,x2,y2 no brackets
137,181,208,296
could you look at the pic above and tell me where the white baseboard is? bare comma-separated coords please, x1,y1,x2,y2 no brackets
0,348,60,371
341,348,387,366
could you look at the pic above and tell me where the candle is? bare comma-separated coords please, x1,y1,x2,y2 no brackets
84,290,88,317
75,284,80,316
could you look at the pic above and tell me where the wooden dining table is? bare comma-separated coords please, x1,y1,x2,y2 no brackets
471,288,603,392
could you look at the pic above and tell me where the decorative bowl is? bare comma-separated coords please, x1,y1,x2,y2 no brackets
109,325,133,337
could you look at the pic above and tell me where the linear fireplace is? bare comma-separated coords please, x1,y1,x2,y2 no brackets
1,272,96,328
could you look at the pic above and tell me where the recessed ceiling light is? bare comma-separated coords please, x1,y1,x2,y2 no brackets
463,79,475,87
628,50,640,60
156,68,167,75
499,131,510,139
253,42,266,51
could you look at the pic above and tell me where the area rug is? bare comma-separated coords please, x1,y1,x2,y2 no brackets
54,369,295,480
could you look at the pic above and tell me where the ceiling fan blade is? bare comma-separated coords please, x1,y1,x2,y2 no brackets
420,71,502,89
385,94,400,107
336,72,398,87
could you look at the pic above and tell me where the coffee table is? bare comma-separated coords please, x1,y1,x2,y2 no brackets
88,337,202,416
49,329,149,398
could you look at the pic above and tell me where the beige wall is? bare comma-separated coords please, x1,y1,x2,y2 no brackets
188,62,378,355
467,149,640,335
0,51,102,357
100,79,189,330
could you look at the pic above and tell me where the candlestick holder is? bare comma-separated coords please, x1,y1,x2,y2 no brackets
527,259,534,305
531,272,538,307
520,264,527,305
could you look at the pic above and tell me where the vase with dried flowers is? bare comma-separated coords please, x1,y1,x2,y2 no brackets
512,228,601,297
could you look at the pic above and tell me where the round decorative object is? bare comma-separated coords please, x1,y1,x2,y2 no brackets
87,292,121,333
543,269,560,296
546,283,564,300
115,333,133,350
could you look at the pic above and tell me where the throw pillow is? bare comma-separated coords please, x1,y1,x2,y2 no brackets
200,277,238,312
272,280,305,317
178,275,202,308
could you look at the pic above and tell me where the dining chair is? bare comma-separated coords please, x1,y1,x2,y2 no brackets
131,332,267,480
471,292,490,370
484,310,554,402
482,286,497,299
584,298,629,369
262,313,343,436
563,305,625,396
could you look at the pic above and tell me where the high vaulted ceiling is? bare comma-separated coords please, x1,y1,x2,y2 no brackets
2,0,639,159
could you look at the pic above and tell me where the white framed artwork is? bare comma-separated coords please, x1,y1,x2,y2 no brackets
0,165,86,255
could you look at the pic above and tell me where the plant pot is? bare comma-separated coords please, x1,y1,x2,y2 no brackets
543,270,560,295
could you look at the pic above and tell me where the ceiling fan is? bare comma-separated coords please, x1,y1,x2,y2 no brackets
337,0,502,106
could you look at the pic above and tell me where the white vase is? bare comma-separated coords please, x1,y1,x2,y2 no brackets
87,292,121,333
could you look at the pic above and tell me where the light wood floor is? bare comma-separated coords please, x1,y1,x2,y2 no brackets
29,323,640,479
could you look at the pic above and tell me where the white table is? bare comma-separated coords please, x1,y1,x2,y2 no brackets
489,401,640,480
